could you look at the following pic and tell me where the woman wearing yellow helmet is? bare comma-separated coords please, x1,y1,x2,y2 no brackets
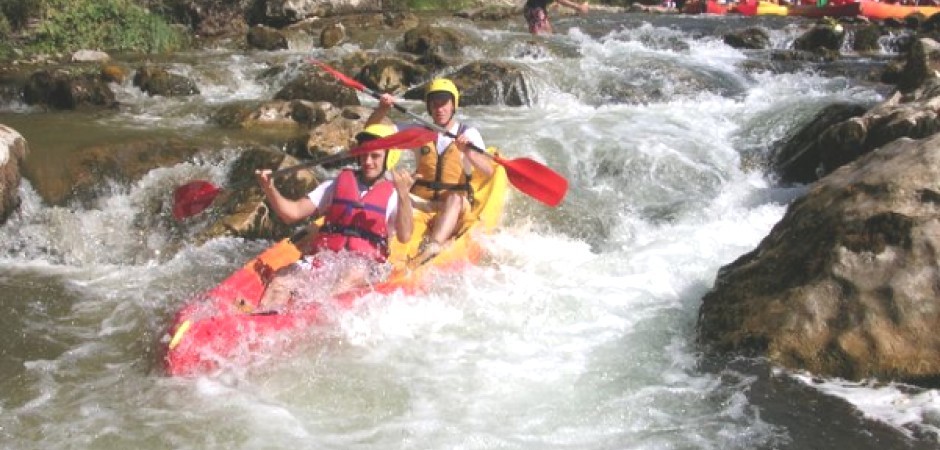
365,78,495,264
252,124,414,308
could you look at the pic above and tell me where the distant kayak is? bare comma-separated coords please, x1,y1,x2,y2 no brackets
162,159,509,376
733,1,788,15
788,0,940,19
682,0,730,14
856,0,940,20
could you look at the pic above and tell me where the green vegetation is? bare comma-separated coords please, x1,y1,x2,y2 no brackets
0,0,185,60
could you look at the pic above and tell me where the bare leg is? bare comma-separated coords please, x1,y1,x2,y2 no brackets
331,265,369,296
430,192,464,244
259,269,299,310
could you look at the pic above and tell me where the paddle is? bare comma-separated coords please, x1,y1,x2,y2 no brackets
171,127,437,220
310,59,569,207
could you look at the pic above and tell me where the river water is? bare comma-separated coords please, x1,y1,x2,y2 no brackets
1,10,939,450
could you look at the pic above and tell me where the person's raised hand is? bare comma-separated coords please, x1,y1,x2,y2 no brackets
255,169,274,189
378,93,397,109
391,168,416,197
454,133,472,154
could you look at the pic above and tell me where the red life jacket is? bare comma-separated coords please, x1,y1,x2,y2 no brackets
312,170,394,262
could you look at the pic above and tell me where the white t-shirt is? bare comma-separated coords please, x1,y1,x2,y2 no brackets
398,122,485,172
307,174,399,237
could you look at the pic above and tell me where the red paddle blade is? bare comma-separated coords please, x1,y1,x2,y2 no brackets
309,58,366,91
348,127,436,155
495,156,568,207
172,180,222,220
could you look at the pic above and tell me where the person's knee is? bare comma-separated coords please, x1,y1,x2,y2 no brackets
442,192,465,211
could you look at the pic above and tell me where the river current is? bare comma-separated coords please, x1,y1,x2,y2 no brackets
1,10,939,450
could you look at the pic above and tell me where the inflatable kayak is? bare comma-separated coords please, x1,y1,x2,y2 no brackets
162,160,508,376
733,1,787,16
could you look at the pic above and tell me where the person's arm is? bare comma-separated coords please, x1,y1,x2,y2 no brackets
255,169,319,224
556,0,590,13
365,93,397,127
391,168,415,244
455,128,495,178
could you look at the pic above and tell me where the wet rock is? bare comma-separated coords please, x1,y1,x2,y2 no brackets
320,22,346,48
769,45,940,183
0,124,27,225
852,24,883,53
699,134,940,386
356,56,428,94
454,5,520,21
200,147,319,240
400,24,470,68
133,66,200,97
273,68,360,107
22,139,203,207
23,69,117,110
247,25,289,50
403,61,532,107
889,37,940,93
723,27,770,50
71,50,110,63
100,64,129,84
771,103,869,184
301,105,375,159
923,12,940,32
793,23,846,54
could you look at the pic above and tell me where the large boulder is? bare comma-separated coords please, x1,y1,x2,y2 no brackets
356,55,428,94
0,125,28,224
699,133,940,386
22,139,203,207
133,66,201,97
247,25,289,50
274,68,360,107
400,24,471,68
793,22,846,54
23,70,117,110
404,61,532,107
769,38,940,184
771,103,869,184
199,147,319,240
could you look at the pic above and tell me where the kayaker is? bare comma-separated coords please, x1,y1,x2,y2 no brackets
366,79,495,264
523,0,589,35
254,123,415,308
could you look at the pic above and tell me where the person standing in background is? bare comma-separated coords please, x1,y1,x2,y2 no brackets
524,0,589,35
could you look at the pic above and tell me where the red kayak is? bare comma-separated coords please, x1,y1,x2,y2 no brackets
162,164,508,376
682,0,730,14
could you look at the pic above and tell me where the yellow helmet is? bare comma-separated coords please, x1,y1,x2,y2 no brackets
355,123,401,170
425,78,460,110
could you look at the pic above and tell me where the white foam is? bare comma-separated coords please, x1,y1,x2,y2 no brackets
794,373,940,439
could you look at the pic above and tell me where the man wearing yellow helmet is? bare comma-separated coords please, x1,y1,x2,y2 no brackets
366,78,494,262
252,123,414,308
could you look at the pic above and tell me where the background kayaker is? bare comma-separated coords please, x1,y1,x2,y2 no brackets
523,0,589,35
366,79,494,264
253,123,415,309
